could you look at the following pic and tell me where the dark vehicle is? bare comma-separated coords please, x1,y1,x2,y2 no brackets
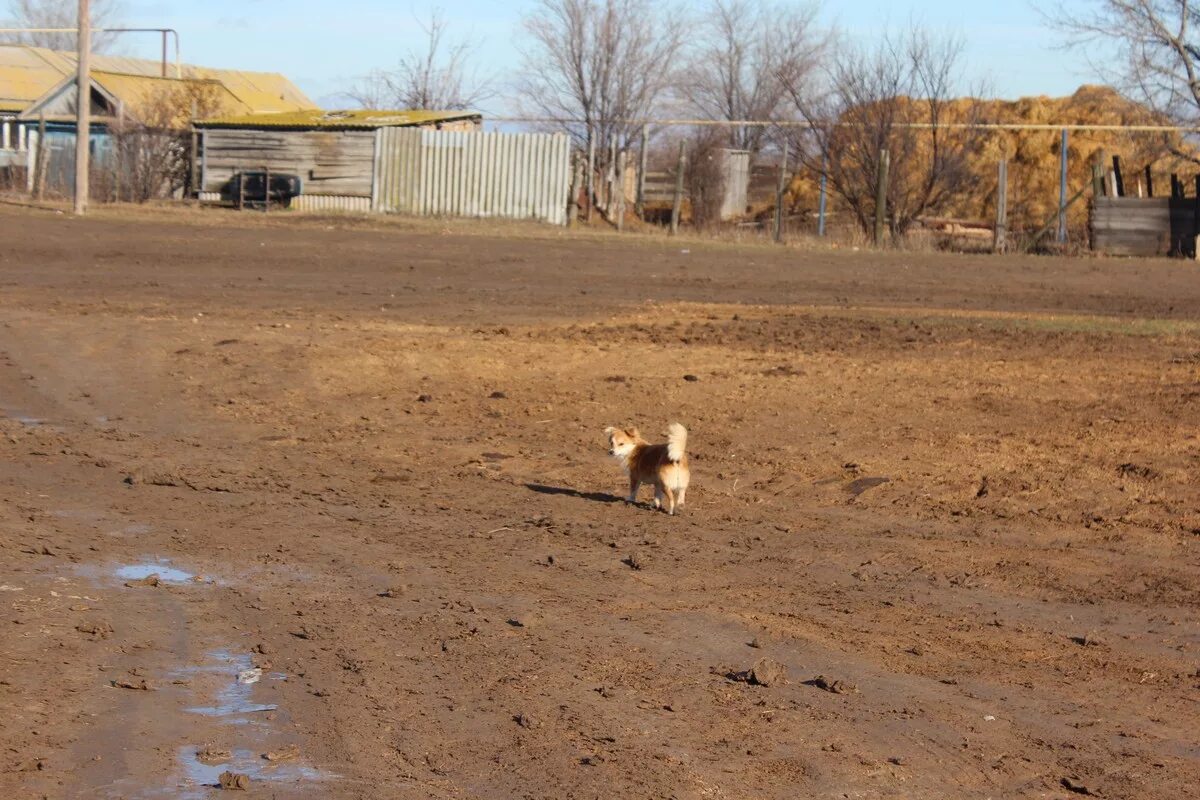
229,171,302,208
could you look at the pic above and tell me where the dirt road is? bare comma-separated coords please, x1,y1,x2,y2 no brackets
1,205,1197,798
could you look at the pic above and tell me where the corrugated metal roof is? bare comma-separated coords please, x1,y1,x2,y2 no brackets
92,72,249,122
0,43,316,115
0,45,69,111
195,109,481,129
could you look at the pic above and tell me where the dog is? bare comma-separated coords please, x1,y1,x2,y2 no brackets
604,423,690,514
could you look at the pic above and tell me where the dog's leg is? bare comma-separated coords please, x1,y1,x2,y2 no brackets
663,486,676,515
676,487,687,508
627,477,640,504
653,485,664,509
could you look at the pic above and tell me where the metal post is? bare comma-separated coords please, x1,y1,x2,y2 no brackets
874,149,889,247
636,123,648,220
1057,128,1068,243
670,141,685,236
818,152,828,237
161,30,168,77
773,141,788,243
263,165,269,213
73,0,91,215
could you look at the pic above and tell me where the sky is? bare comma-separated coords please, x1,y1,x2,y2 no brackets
113,0,1099,114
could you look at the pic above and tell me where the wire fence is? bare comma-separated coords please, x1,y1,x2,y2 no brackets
494,116,1200,255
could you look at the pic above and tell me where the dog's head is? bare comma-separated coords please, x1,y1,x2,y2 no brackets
604,426,641,459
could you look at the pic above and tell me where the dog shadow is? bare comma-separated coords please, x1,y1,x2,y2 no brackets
525,483,623,504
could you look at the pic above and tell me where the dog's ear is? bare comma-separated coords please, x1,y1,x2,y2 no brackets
604,426,616,438
625,427,639,439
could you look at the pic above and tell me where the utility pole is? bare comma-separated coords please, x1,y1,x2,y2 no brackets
74,0,91,215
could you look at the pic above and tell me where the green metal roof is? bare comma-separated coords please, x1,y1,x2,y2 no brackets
195,109,481,130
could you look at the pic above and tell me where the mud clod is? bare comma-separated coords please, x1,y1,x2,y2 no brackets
807,675,858,694
1061,777,1094,795
218,770,251,790
730,658,788,687
124,574,160,588
197,746,231,764
263,744,301,762
623,553,648,570
514,712,540,729
75,622,114,640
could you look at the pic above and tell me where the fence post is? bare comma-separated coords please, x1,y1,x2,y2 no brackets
636,123,648,220
670,141,685,236
1193,176,1200,259
1092,150,1106,197
773,141,788,243
32,114,47,201
615,148,625,231
1144,165,1154,198
608,135,617,215
238,172,245,211
874,149,889,247
567,152,581,227
263,165,270,213
585,135,595,223
1112,155,1125,197
818,152,828,237
993,158,1008,254
1057,128,1068,243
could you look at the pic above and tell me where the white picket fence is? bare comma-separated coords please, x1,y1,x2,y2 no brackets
373,128,572,225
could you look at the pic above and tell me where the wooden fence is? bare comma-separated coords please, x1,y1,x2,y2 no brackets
1091,196,1198,257
373,128,572,225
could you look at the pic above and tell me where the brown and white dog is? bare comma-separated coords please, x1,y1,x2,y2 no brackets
604,423,690,514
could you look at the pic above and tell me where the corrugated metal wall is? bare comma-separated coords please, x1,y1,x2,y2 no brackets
374,129,571,225
291,194,370,213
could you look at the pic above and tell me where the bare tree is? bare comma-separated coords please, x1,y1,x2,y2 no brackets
786,27,987,241
1,0,124,52
517,0,686,154
1049,1,1200,128
107,81,225,202
679,0,826,153
345,9,492,110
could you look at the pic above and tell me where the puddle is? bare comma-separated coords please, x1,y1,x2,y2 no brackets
171,746,325,798
180,650,283,721
115,561,196,584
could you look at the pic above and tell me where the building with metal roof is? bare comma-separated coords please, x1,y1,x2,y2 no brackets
0,43,315,118
194,109,482,211
196,109,482,130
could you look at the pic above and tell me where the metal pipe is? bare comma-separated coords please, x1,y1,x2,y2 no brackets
0,27,181,78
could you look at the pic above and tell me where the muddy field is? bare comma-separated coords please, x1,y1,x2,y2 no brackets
0,205,1197,799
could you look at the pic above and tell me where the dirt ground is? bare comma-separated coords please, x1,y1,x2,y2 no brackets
0,204,1197,799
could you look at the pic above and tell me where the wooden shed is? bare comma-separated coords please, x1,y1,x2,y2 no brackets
194,109,482,212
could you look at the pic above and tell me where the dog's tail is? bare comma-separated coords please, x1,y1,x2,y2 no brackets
666,423,687,462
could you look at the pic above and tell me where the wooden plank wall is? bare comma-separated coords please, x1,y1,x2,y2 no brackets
200,128,375,197
1092,196,1198,257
